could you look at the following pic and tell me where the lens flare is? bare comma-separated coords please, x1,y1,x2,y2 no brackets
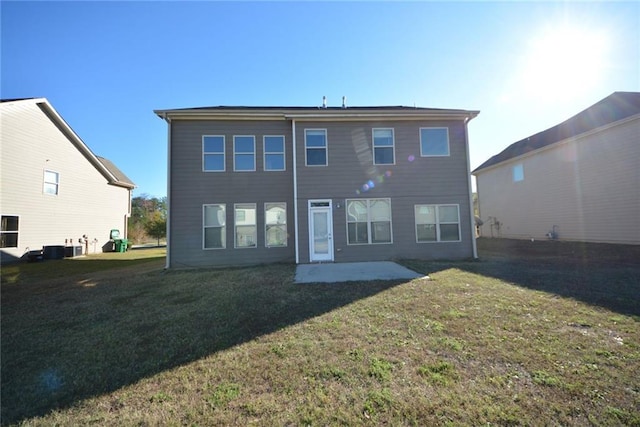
408,155,415,162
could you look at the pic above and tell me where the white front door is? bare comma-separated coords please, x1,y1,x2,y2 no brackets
309,200,334,262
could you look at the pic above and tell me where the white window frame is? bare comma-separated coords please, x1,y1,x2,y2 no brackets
346,198,393,245
234,203,257,248
233,135,256,172
305,129,328,167
263,135,286,171
265,202,287,247
203,204,226,250
372,128,395,165
43,170,59,195
513,163,524,182
1,215,19,248
420,127,450,157
414,204,461,243
202,135,225,172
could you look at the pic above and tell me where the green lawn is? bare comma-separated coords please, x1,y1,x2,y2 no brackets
1,240,639,425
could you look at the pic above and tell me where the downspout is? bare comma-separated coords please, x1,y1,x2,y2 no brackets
292,119,299,264
464,115,478,259
163,113,172,269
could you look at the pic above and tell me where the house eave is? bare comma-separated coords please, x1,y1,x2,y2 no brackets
472,112,640,175
154,108,480,123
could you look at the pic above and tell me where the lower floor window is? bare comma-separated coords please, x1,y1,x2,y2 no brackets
415,204,460,242
235,204,257,248
265,203,287,247
346,198,392,245
1,215,19,248
203,204,226,249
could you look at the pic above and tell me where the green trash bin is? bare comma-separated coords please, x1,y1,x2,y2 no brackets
110,229,128,252
114,240,125,252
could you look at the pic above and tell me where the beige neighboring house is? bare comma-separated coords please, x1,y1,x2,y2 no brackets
473,92,640,244
0,98,135,262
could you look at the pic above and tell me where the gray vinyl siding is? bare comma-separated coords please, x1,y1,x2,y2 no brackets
169,120,295,268
0,101,131,262
475,116,640,244
295,119,474,263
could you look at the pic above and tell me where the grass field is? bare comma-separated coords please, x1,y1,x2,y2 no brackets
1,240,639,425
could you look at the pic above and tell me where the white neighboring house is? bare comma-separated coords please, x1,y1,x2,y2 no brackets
0,98,135,261
472,92,640,244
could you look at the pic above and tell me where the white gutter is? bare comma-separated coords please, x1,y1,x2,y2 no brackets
464,117,478,259
163,114,172,269
292,119,299,264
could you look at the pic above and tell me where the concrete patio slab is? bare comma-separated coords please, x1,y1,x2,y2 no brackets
295,261,423,284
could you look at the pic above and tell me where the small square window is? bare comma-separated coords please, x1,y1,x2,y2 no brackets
235,203,257,248
264,136,285,171
1,215,19,248
373,128,395,165
513,163,524,182
234,136,256,172
305,129,327,166
420,128,450,157
203,204,226,249
43,170,59,195
203,136,225,172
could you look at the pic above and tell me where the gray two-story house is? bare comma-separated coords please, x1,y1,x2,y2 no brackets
155,102,479,269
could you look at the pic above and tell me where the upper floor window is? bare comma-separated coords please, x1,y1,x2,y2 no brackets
265,202,287,247
43,170,59,195
235,203,257,248
346,198,392,245
415,204,460,242
264,136,285,171
1,215,19,248
234,136,256,171
203,204,226,249
305,129,327,166
420,127,450,157
203,136,225,172
373,128,395,165
513,163,524,182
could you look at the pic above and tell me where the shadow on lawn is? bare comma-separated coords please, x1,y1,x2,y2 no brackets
406,238,640,318
0,263,405,424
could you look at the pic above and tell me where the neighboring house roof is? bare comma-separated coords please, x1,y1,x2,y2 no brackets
472,91,640,173
97,156,135,187
154,105,480,121
1,98,135,189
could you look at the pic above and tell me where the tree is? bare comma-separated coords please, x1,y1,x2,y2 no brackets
144,211,167,246
128,194,167,244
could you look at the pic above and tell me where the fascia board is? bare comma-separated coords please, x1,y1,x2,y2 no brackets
36,99,122,185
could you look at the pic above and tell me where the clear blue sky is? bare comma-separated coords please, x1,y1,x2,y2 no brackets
2,1,638,197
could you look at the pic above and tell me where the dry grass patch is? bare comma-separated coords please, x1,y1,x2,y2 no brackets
2,239,640,425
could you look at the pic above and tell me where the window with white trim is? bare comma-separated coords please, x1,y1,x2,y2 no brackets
43,170,59,195
203,136,225,172
415,204,460,242
234,136,256,171
203,204,226,249
305,129,327,166
346,198,392,245
265,202,287,247
420,127,450,157
235,203,257,248
513,163,524,182
373,128,395,165
264,136,285,171
1,215,19,248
